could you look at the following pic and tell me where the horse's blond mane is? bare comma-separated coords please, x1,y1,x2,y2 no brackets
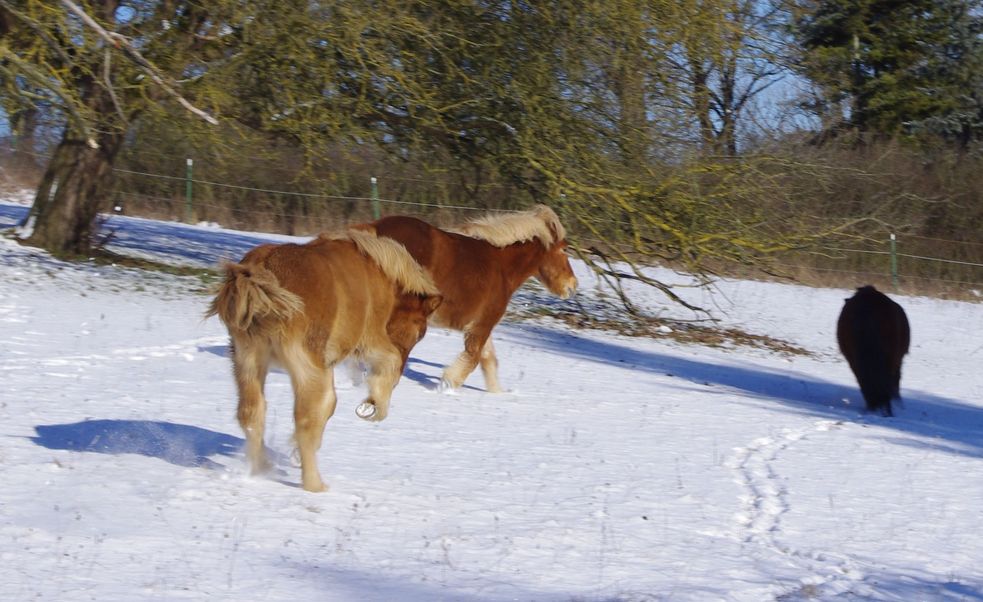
319,229,439,296
450,204,565,248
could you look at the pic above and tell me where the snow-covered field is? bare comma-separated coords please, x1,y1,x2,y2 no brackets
1,198,981,601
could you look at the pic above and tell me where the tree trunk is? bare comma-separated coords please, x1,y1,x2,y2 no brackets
614,65,649,166
611,32,650,167
25,130,123,255
691,61,716,154
10,106,38,158
719,58,738,156
22,14,130,256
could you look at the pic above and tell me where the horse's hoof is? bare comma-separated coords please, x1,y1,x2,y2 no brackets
436,379,459,395
250,455,275,475
355,401,376,420
302,480,328,493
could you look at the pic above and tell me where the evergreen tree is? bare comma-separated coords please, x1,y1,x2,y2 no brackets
792,0,977,137
905,0,983,146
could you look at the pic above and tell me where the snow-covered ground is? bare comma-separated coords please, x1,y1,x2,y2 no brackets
1,199,981,601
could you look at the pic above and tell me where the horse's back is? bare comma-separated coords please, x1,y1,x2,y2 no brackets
365,216,493,327
248,239,395,351
363,216,439,268
237,243,281,269
367,215,494,271
838,286,909,354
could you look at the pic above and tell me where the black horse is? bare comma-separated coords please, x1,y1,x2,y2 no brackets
836,285,911,417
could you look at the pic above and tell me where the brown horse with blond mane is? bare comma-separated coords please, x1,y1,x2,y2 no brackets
207,230,442,492
354,204,577,393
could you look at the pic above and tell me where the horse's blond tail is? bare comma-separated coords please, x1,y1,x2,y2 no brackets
206,262,304,335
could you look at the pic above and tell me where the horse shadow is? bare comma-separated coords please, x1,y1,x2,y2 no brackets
203,344,469,394
498,323,983,459
403,357,442,389
199,344,229,359
403,357,486,393
30,419,255,470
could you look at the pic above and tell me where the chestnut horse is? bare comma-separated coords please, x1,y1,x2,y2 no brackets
355,205,577,392
836,285,911,417
207,230,442,492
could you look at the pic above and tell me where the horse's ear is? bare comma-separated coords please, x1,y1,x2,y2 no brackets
423,294,443,314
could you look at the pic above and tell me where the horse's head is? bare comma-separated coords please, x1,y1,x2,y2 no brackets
537,239,578,299
387,293,444,368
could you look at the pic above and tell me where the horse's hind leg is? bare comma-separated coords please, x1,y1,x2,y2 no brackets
478,337,503,393
232,338,273,475
289,359,337,493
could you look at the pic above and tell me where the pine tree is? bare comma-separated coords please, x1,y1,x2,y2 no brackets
792,0,976,137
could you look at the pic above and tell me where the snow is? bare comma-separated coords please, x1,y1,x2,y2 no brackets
0,199,981,601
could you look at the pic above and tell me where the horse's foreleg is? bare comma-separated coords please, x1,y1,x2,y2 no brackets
442,326,492,391
362,347,402,422
478,337,503,393
290,364,337,493
232,339,273,475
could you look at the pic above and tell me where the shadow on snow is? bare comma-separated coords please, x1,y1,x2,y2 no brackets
0,203,26,228
100,213,292,267
0,202,290,267
30,419,249,470
200,343,451,392
498,323,983,460
9,199,980,461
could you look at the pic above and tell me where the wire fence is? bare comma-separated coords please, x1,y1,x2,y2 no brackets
4,146,983,295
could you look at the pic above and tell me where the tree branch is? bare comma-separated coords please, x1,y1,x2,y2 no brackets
0,47,99,147
59,0,218,125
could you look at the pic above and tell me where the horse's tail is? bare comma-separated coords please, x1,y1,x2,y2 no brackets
850,317,896,413
206,261,304,336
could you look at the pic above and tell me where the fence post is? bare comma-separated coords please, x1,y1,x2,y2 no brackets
889,232,899,289
370,176,380,219
185,158,194,223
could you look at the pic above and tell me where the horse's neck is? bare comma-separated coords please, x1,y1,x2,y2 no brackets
497,240,546,288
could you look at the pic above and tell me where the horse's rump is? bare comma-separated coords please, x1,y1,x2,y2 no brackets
836,285,910,415
206,256,304,337
210,231,437,338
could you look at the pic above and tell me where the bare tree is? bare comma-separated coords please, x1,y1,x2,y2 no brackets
1,0,224,253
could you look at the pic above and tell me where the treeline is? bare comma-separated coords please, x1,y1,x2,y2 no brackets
2,1,982,298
